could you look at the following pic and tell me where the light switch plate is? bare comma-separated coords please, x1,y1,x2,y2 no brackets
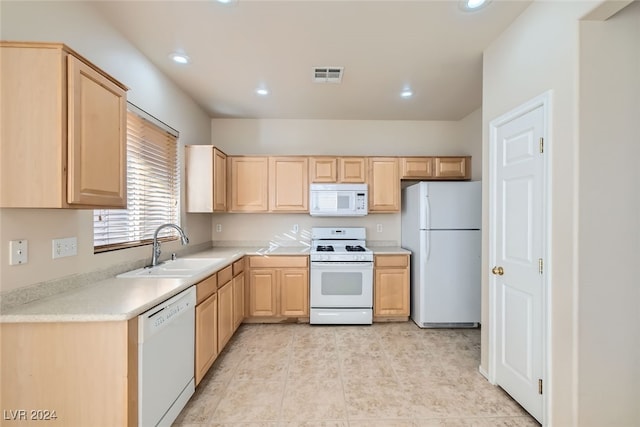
52,237,77,259
9,240,28,265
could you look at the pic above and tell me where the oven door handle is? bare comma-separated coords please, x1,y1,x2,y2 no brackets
311,261,373,267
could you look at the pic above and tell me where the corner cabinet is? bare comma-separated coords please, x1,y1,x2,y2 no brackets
368,157,400,212
185,146,227,212
0,42,127,208
374,254,410,320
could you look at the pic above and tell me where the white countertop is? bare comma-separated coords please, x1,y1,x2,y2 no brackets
0,245,409,324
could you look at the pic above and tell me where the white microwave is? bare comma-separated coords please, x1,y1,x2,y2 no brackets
309,183,368,216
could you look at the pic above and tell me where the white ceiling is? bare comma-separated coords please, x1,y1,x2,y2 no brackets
90,0,531,121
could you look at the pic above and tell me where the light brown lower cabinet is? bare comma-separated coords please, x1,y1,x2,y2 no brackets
247,256,309,320
233,272,245,330
0,320,137,426
195,291,218,386
217,279,234,351
374,254,410,319
279,269,309,316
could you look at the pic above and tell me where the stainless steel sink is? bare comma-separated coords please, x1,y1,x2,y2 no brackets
117,258,226,278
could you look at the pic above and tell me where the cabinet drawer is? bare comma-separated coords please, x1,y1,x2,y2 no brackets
217,265,233,287
375,255,409,268
196,273,217,305
248,256,308,268
233,258,244,276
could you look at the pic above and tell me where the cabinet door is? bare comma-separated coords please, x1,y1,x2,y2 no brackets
67,55,127,208
279,269,309,317
269,157,309,211
229,156,268,212
217,281,234,351
374,268,409,316
401,157,434,179
185,146,227,213
0,45,65,208
233,273,245,330
339,157,367,183
249,269,278,317
434,157,469,179
368,157,400,212
213,148,228,211
309,157,337,183
195,292,218,386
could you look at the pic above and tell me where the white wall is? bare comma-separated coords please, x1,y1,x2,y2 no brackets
482,1,639,425
0,1,212,294
577,3,640,425
210,109,482,246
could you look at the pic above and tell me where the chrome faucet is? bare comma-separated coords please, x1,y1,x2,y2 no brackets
150,223,189,267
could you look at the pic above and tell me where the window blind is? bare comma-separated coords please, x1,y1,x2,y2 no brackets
94,107,180,252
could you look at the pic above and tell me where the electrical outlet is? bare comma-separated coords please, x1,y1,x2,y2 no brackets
376,224,383,233
52,237,77,259
216,224,222,232
9,240,28,265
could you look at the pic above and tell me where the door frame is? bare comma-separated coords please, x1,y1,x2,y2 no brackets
487,91,552,425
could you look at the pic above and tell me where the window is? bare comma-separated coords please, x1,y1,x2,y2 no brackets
94,105,180,252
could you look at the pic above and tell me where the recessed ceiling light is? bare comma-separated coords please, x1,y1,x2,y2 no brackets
459,0,491,11
401,89,414,98
169,52,190,64
215,0,238,5
255,88,269,96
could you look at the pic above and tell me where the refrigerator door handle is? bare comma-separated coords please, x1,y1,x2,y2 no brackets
425,195,431,231
426,231,430,261
421,230,431,262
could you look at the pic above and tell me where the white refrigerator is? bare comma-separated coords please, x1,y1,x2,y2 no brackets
401,181,481,328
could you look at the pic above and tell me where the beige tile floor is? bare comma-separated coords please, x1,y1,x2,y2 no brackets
173,322,540,427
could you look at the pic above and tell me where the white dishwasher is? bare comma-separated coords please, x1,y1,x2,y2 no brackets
139,286,195,427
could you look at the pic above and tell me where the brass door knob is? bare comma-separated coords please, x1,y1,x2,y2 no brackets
492,266,504,276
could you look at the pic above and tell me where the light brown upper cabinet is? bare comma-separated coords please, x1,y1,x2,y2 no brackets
229,156,308,212
339,157,367,182
269,157,308,212
309,157,337,182
368,157,400,212
401,157,434,179
434,156,470,179
185,146,227,212
309,157,367,183
401,156,471,180
1,42,128,208
228,156,269,212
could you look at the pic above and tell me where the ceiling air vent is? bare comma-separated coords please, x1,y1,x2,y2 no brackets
313,66,344,83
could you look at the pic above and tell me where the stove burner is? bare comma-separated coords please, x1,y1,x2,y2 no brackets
316,245,335,252
345,245,365,252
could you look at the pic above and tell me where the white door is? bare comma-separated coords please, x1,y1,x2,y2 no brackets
490,99,546,423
